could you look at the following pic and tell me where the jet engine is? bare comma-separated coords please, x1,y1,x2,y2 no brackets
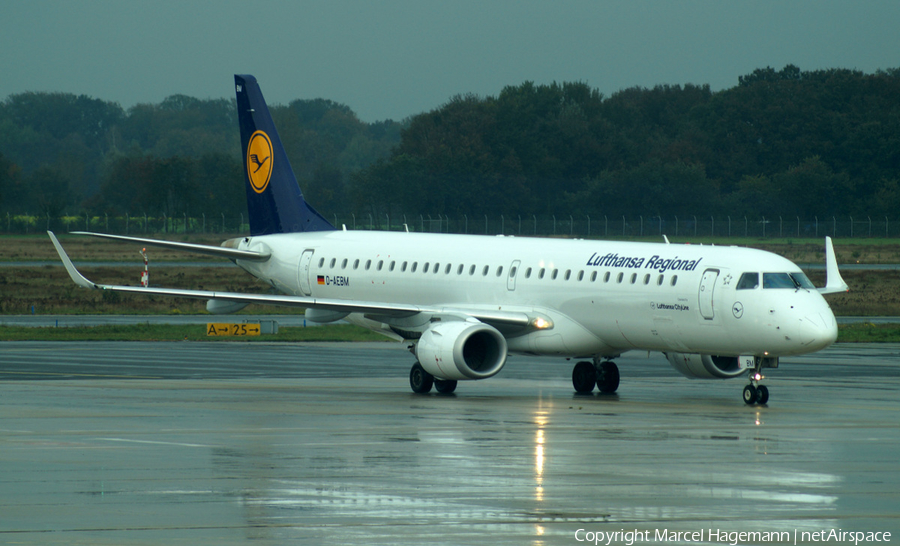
665,353,746,379
415,320,508,381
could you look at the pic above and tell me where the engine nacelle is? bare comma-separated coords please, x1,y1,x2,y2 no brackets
665,352,746,379
415,320,508,381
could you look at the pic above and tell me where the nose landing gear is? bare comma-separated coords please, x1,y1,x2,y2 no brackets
742,368,770,406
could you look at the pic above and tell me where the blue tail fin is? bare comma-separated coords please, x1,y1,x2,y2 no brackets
234,74,335,235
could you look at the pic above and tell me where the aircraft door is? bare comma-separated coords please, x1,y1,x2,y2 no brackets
507,260,521,291
298,249,315,296
698,269,719,320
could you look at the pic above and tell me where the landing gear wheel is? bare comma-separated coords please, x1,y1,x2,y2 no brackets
596,361,620,394
742,384,758,405
434,378,458,394
572,361,596,394
409,363,434,394
756,385,769,405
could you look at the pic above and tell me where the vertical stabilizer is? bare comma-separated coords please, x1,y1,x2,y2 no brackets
234,74,334,235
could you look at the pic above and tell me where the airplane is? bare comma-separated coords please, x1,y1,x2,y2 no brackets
48,74,850,405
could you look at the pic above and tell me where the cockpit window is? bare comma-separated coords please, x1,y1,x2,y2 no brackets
737,272,759,290
763,272,816,290
790,272,816,289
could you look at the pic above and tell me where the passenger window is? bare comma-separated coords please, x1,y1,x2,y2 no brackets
389,261,396,272
657,274,664,286
496,266,503,277
434,262,440,273
617,272,624,283
469,265,476,275
630,273,637,284
564,270,571,281
423,263,430,273
604,272,611,283
577,271,584,281
510,266,517,278
671,275,678,286
643,274,650,285
341,258,348,269
330,258,336,268
411,262,418,273
457,264,464,275
377,260,383,271
482,265,489,276
401,261,407,272
318,258,325,267
538,268,545,279
445,264,452,274
365,259,371,270
353,259,360,270
737,272,760,290
590,271,597,282
525,267,532,279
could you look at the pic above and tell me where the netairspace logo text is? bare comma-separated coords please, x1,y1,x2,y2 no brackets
574,528,892,546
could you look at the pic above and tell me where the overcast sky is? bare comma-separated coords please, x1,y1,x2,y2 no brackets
2,0,898,122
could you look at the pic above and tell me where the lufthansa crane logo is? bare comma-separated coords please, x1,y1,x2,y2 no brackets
247,130,273,193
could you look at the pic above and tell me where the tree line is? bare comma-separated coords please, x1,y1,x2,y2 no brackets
0,92,402,227
1,65,898,230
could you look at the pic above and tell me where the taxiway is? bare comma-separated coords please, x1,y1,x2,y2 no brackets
0,342,897,544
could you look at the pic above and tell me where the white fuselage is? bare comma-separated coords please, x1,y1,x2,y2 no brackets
235,231,838,359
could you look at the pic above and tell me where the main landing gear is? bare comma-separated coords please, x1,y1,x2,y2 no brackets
742,362,770,405
572,360,619,395
409,362,457,394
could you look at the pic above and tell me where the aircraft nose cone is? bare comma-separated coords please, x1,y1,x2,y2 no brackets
799,312,838,351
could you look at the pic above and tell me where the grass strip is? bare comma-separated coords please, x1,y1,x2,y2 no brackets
836,322,900,343
0,323,390,342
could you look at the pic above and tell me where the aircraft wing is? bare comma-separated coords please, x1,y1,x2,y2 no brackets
69,231,270,262
48,232,531,327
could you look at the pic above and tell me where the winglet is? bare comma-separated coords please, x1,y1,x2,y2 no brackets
47,231,98,290
819,236,849,295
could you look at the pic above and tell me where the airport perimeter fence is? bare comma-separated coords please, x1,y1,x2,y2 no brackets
4,211,900,240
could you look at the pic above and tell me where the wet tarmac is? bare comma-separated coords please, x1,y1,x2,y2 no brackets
1,341,898,545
